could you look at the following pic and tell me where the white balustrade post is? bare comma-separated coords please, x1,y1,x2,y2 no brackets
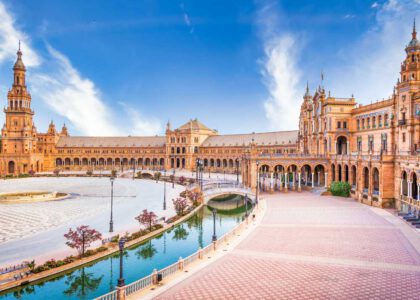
325,172,328,188
311,172,315,188
284,172,288,192
292,172,295,190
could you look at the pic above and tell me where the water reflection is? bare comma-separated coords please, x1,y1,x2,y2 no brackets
1,205,245,300
63,268,103,298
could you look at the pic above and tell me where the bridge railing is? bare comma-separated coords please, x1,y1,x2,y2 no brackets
93,203,257,300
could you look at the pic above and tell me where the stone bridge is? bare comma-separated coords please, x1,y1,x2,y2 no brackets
200,181,256,204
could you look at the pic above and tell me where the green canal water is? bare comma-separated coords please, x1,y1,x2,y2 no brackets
0,201,248,300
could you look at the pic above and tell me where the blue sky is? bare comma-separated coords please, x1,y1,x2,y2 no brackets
0,0,418,136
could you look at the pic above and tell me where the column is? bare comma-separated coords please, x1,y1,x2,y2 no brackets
408,180,412,199
311,172,315,188
298,172,302,192
292,172,295,190
305,172,308,186
400,179,403,196
324,172,328,188
317,172,320,186
346,141,350,155
270,172,274,193
279,173,283,191
284,172,288,192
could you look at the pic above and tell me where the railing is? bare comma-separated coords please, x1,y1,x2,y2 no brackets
125,275,153,296
95,290,117,300
94,205,256,300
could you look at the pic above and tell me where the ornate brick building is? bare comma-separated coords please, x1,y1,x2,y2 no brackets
1,22,419,211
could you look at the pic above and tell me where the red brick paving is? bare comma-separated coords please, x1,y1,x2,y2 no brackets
154,192,420,300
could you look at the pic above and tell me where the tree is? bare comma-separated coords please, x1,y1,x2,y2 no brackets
136,171,143,179
154,172,161,182
178,176,186,185
173,197,188,216
27,260,35,272
111,169,117,178
64,267,103,297
186,190,202,206
136,240,157,260
172,224,189,241
135,209,158,231
64,225,102,257
53,169,60,176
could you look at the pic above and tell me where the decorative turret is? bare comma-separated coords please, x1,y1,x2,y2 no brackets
60,123,69,136
48,121,57,135
405,18,419,53
166,120,171,131
304,81,311,98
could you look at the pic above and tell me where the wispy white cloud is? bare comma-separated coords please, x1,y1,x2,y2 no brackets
0,2,40,67
329,0,418,102
119,102,161,136
257,1,302,131
0,2,161,136
371,2,379,8
180,2,195,34
31,45,122,136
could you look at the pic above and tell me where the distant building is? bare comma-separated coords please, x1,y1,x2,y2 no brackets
1,22,419,211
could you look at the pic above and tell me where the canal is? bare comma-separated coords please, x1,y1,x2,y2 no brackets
0,200,247,300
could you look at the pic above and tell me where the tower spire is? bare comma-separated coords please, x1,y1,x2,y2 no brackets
413,18,417,40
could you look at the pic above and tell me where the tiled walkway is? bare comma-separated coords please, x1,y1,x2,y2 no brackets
153,192,420,300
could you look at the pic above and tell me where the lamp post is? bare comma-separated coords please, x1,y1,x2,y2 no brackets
132,161,136,180
236,158,239,186
109,176,115,232
117,238,126,287
256,161,260,205
212,208,217,242
244,193,249,217
163,170,167,210
172,169,175,189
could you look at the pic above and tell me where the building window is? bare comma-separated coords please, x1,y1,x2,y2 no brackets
337,121,341,129
343,121,347,129
357,137,362,152
357,120,360,130
403,133,406,143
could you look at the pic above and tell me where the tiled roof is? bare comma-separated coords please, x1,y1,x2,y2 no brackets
56,136,166,148
201,131,299,147
176,118,217,133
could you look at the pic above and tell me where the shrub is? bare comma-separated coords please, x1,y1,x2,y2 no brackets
56,260,65,267
330,181,351,197
111,169,117,177
137,171,143,179
86,170,93,176
111,234,120,243
96,246,108,252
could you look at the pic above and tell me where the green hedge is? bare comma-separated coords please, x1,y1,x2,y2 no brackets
330,181,351,197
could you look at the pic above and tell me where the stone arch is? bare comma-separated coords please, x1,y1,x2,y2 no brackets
122,158,128,166
82,158,89,166
412,172,418,200
363,167,370,192
344,164,349,182
204,159,208,167
401,170,408,196
91,157,97,166
74,158,80,166
64,157,71,166
351,165,357,187
210,159,215,167
336,136,348,155
8,161,15,174
373,167,380,195
99,157,105,165
301,164,312,186
138,158,143,166
115,158,121,165
160,158,165,166
216,159,221,168
107,158,113,166
314,164,325,186
145,158,151,166
259,164,270,173
130,158,136,166
56,158,63,166
222,159,227,168
228,159,234,168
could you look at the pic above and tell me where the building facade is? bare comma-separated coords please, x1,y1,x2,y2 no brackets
1,23,419,212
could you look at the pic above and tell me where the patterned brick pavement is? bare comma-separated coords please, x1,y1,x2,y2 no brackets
153,192,420,300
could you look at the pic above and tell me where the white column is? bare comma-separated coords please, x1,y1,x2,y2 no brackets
408,180,412,199
346,142,350,155
284,172,288,191
325,172,328,188
317,172,320,186
311,172,315,188
298,172,302,190
270,172,274,192
417,184,420,201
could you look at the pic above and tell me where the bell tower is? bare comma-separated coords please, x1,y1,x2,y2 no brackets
1,44,38,174
396,19,420,153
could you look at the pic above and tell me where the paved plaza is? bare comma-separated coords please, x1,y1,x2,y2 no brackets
0,177,182,266
152,192,420,300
